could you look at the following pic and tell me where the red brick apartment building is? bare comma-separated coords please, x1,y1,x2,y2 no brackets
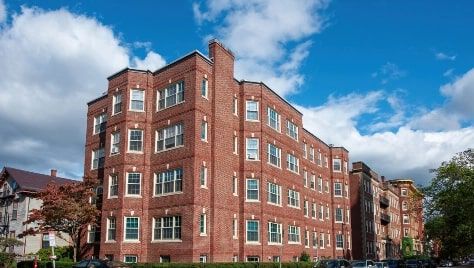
83,40,352,263
350,162,423,260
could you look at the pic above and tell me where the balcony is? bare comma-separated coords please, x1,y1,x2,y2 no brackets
381,212,390,225
380,196,390,208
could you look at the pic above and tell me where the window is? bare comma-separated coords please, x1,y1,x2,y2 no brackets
247,256,260,262
402,201,408,211
200,255,207,263
304,200,309,216
112,94,122,115
111,132,120,155
267,182,281,205
334,182,342,197
233,97,238,115
267,107,280,131
288,225,300,243
310,175,316,190
302,143,307,158
200,121,208,141
107,217,116,241
233,176,238,196
232,218,238,238
87,225,97,243
344,161,348,174
324,156,328,168
233,135,238,154
160,256,171,263
335,208,343,222
305,230,310,247
286,121,298,140
404,228,409,237
344,184,349,198
200,166,207,187
336,234,344,249
312,232,318,248
403,214,410,224
268,222,282,244
124,255,138,263
312,203,317,218
303,170,308,187
94,113,107,134
326,205,330,219
346,209,350,223
130,89,145,111
318,177,323,192
309,147,315,162
246,179,259,201
288,189,300,208
11,202,18,220
324,181,329,193
128,129,143,152
153,216,181,241
201,78,208,98
333,159,342,172
287,154,299,173
246,220,259,242
246,138,259,160
124,217,139,241
92,148,105,169
42,234,50,248
200,214,207,235
156,123,184,152
246,100,259,121
319,233,325,248
319,206,324,220
267,144,281,167
109,175,118,197
317,152,322,166
126,173,141,196
158,81,184,110
155,168,183,195
401,188,408,196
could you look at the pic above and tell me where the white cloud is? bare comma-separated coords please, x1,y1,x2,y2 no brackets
0,0,6,24
435,52,456,61
0,6,165,178
443,68,454,77
194,0,329,97
295,88,474,185
131,51,166,70
372,62,406,84
441,68,474,118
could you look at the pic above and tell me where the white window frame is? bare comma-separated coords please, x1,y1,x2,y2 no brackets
112,93,122,115
152,216,182,241
267,107,280,131
124,216,140,242
268,222,282,244
108,174,118,198
267,182,281,206
124,255,138,263
287,189,300,208
336,234,344,249
333,158,342,172
128,129,143,153
154,168,183,196
286,121,298,140
129,89,145,112
287,225,300,244
233,135,238,154
319,233,325,249
125,172,141,197
232,176,238,196
106,217,116,242
334,182,343,197
111,132,120,155
200,120,208,142
286,153,299,173
155,123,184,152
200,166,207,188
335,208,343,223
401,188,408,196
157,81,185,110
304,200,309,217
246,138,259,160
201,78,208,98
302,143,307,159
246,220,260,244
233,97,238,116
93,113,107,134
246,178,259,202
232,218,238,239
267,143,281,168
309,147,315,162
245,100,259,121
91,148,105,170
200,214,207,235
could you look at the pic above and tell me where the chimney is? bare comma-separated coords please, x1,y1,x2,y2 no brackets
50,169,57,177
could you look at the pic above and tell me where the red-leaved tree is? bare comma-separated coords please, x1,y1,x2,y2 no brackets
21,177,100,262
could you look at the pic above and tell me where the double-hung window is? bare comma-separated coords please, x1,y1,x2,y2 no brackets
246,101,259,121
335,208,343,222
333,158,342,172
288,189,300,208
267,182,281,205
288,225,300,243
310,175,316,190
304,200,309,216
201,79,208,98
153,216,181,241
156,123,184,152
94,113,107,134
319,233,325,248
267,143,281,167
302,143,307,158
158,81,184,110
268,222,282,244
286,121,298,140
124,217,139,241
109,174,118,197
246,138,259,160
92,148,105,169
111,132,120,155
112,94,122,115
334,182,343,197
246,179,259,201
200,121,208,141
312,203,317,218
126,173,141,196
128,129,143,152
200,214,207,235
246,220,259,243
200,166,207,187
309,147,315,162
155,168,183,195
287,154,299,173
130,89,144,111
267,107,280,131
107,217,116,241
336,234,344,249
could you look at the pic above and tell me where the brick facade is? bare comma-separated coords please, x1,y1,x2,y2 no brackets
83,40,352,263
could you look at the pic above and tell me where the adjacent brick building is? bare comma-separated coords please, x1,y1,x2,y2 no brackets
350,162,423,260
83,40,353,263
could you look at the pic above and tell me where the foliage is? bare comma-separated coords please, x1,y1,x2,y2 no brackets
37,246,73,261
423,149,474,258
402,237,414,257
17,261,74,268
0,237,24,268
20,177,100,262
300,251,310,262
129,263,314,268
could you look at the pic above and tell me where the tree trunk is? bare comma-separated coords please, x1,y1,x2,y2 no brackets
73,244,77,262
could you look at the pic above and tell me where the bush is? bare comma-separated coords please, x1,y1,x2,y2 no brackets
129,263,314,268
17,261,74,268
36,246,73,262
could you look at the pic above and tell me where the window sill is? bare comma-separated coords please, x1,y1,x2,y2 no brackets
245,242,261,245
288,241,301,245
123,240,140,243
151,240,182,243
246,159,260,162
201,139,208,143
287,169,300,175
268,242,283,246
153,192,183,197
155,145,185,154
156,101,185,112
267,202,282,207
127,151,143,154
199,233,207,237
105,240,116,243
267,162,282,169
245,119,260,123
233,193,238,197
128,109,145,113
288,205,301,210
200,186,208,189
125,195,142,198
245,199,260,203
110,152,120,157
108,196,118,199
112,111,122,116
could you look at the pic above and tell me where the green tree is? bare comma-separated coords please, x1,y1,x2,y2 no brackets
0,237,24,268
20,177,100,262
300,251,310,262
423,149,474,258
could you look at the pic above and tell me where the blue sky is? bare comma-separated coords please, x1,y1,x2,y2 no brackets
0,0,473,185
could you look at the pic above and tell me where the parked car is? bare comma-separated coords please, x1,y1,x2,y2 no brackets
314,259,353,268
352,260,376,268
404,260,421,268
439,260,453,267
72,260,130,268
381,259,405,268
375,262,389,268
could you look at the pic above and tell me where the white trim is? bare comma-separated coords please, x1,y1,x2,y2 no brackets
125,172,141,197
129,89,145,112
123,216,140,242
245,100,260,122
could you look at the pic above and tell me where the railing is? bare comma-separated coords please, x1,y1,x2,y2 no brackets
380,196,390,207
381,212,391,224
